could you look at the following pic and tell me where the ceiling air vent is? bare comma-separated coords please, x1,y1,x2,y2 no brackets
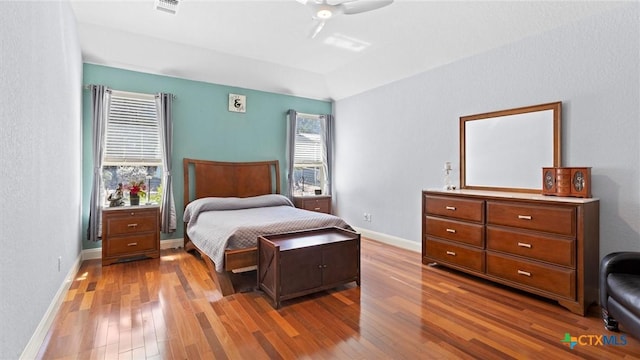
155,0,180,15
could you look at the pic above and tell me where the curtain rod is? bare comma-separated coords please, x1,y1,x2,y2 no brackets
83,84,176,99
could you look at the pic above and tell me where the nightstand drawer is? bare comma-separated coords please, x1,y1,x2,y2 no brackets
105,213,157,236
106,233,158,257
293,196,331,214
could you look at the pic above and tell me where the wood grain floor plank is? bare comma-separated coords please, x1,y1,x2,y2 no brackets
38,241,640,359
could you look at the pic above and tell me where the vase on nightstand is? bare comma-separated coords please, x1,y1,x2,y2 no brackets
130,194,140,206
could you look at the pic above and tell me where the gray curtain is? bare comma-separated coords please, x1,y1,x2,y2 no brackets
286,109,298,199
321,114,333,196
156,93,176,233
86,85,111,241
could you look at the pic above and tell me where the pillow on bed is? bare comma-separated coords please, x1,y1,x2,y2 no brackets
183,194,294,222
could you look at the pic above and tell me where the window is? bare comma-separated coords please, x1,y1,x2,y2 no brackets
289,112,330,197
102,90,163,206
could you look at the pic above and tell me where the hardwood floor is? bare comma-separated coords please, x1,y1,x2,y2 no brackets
38,238,640,359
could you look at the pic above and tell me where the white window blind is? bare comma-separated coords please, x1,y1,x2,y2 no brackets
104,90,161,165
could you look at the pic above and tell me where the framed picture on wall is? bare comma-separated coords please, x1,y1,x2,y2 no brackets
228,94,246,113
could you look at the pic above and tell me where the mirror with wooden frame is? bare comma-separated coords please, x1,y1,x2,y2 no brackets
460,102,562,193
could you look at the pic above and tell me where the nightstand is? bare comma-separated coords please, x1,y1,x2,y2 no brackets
101,205,160,265
293,195,332,214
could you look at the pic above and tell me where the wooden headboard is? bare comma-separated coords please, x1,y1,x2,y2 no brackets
183,158,281,207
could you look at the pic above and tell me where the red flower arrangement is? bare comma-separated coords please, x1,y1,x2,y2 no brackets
126,180,146,198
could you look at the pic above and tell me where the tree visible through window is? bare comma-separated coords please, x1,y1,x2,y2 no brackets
102,90,163,206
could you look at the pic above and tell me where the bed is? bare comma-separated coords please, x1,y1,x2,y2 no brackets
182,158,353,296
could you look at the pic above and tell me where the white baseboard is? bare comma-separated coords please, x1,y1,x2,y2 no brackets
20,253,82,360
82,238,184,260
353,227,421,253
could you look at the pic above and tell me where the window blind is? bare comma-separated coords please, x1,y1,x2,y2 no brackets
104,91,161,165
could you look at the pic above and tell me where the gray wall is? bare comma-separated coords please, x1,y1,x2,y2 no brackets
334,3,639,258
0,1,82,358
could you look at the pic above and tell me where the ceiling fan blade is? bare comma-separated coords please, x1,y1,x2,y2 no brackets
342,0,394,15
309,20,326,39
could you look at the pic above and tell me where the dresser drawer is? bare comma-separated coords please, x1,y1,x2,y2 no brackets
487,226,575,267
425,238,484,272
486,252,575,299
425,216,484,248
105,233,158,257
105,213,158,236
486,201,575,236
424,195,484,222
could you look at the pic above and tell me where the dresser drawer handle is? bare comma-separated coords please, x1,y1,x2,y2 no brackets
446,228,456,233
446,251,456,256
445,206,456,211
517,242,532,248
314,207,321,211
127,242,138,247
518,215,532,220
127,223,138,228
517,270,531,277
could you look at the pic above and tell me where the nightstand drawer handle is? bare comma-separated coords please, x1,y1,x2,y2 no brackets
446,228,456,233
445,206,456,211
517,242,532,248
518,215,532,220
314,207,321,211
127,242,138,247
517,270,531,277
446,251,456,256
127,223,138,228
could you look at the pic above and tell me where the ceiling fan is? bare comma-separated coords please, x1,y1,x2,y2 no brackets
296,0,394,39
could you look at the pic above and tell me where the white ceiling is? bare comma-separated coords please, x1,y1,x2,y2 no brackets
70,0,624,100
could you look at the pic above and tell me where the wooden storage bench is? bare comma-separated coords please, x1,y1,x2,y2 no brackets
257,227,360,308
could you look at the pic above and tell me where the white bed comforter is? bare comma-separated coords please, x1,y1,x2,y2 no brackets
183,194,352,272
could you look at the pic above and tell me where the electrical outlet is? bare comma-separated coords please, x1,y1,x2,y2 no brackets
58,256,62,272
363,212,372,222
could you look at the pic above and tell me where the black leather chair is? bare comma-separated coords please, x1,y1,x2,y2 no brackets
600,252,640,339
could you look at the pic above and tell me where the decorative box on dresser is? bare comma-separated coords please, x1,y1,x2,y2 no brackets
422,189,599,315
293,195,332,214
102,205,160,266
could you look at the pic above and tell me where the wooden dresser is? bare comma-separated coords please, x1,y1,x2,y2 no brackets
422,189,599,315
102,205,160,266
293,195,332,214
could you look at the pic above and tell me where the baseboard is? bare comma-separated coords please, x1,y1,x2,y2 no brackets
82,238,184,260
20,253,82,360
353,227,421,253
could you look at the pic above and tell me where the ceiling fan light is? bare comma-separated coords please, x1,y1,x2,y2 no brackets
316,8,333,19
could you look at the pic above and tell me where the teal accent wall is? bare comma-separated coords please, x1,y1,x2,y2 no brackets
82,64,332,249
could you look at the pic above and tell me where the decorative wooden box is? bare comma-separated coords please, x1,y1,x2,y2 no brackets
542,167,591,198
